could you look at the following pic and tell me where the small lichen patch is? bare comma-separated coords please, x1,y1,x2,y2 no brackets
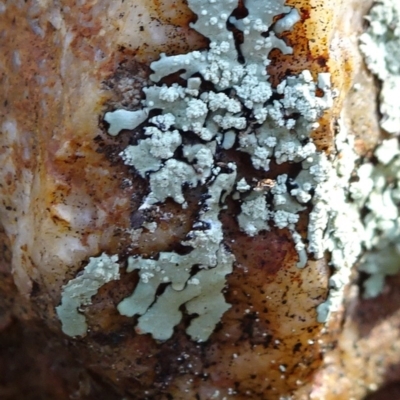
238,194,270,236
56,253,120,337
104,109,148,136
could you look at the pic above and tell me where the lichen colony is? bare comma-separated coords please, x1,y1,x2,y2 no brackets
56,0,400,345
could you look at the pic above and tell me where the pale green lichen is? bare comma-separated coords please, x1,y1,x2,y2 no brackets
359,0,400,134
360,247,400,298
182,142,216,183
238,194,271,236
56,253,120,337
302,124,364,322
120,126,182,177
273,8,301,35
118,170,236,341
236,178,251,192
315,131,400,318
102,0,357,337
53,0,400,342
107,0,318,341
350,138,400,298
144,159,198,208
104,109,148,136
121,247,234,342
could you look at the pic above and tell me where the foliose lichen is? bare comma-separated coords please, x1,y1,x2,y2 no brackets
56,253,120,337
103,0,351,337
50,0,400,345
68,0,400,342
118,170,236,341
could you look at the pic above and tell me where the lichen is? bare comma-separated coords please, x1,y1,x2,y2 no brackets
359,0,400,134
309,126,364,322
56,253,120,337
104,109,148,136
118,170,236,341
238,194,271,236
351,138,400,298
105,0,321,341
103,0,354,338
314,132,400,316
